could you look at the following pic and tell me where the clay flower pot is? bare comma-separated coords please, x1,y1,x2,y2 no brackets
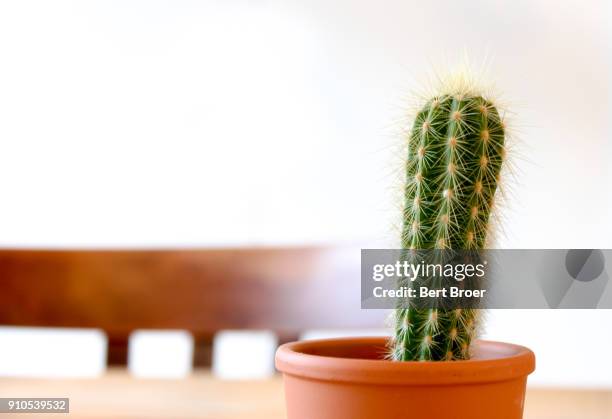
276,337,535,419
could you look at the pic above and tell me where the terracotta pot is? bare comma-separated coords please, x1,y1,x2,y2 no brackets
276,337,535,419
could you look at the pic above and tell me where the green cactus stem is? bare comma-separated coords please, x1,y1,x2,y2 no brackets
391,91,506,361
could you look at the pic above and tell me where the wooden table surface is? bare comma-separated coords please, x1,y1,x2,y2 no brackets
0,369,610,419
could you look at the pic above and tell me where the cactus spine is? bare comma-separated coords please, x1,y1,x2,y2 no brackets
391,90,506,361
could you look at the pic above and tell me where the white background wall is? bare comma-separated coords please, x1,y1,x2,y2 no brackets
0,0,611,386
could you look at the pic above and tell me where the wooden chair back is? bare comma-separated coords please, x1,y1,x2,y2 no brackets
0,247,385,366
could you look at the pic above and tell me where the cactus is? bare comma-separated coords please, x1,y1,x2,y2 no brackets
390,84,506,361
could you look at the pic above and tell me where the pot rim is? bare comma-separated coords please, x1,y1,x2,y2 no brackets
275,337,535,385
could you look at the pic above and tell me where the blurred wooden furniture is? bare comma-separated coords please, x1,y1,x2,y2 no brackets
0,248,384,366
0,371,609,419
1,248,609,418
